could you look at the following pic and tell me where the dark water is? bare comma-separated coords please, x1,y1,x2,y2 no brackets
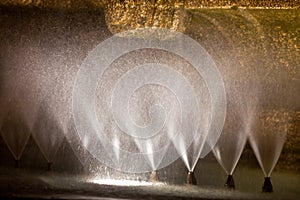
1,161,299,200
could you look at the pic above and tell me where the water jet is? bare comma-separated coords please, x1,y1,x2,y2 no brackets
249,109,291,193
0,2,299,200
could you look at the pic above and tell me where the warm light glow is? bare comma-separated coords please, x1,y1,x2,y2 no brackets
89,178,165,186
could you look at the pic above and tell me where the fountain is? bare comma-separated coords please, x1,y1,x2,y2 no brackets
0,89,37,168
212,82,259,189
212,106,247,189
0,1,299,199
0,112,31,168
72,27,226,177
31,103,66,170
249,108,291,192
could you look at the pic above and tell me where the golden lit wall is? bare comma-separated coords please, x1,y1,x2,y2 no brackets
0,0,299,9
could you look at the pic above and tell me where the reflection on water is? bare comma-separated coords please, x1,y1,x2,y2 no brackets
89,178,163,186
0,161,299,199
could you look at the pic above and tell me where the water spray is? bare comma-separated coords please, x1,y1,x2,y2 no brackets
224,174,235,189
73,27,226,174
262,177,273,192
186,171,197,185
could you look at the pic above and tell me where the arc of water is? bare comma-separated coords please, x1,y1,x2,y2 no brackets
0,75,39,162
31,104,65,163
249,109,289,177
73,27,226,173
112,63,199,170
0,104,31,161
187,12,234,160
213,80,258,176
212,106,248,175
192,10,265,176
0,121,31,161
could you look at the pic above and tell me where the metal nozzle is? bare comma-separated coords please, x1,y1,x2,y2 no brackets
186,171,197,185
262,177,273,192
149,170,158,182
225,174,235,189
15,159,20,169
47,162,53,171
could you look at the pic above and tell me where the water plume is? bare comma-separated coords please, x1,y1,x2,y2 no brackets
0,106,31,164
73,28,226,174
212,82,257,187
248,80,295,192
31,104,65,168
249,109,290,177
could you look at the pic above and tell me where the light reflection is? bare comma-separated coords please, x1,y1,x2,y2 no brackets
105,1,187,35
90,178,165,186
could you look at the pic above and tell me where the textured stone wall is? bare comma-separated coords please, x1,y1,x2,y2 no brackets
0,0,299,9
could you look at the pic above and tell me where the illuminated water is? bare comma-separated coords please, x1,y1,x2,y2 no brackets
0,4,299,199
0,161,299,199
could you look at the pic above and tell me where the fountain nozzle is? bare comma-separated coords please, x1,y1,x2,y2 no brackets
15,159,20,169
262,177,273,192
225,174,235,189
47,162,53,171
149,170,158,182
186,171,197,185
